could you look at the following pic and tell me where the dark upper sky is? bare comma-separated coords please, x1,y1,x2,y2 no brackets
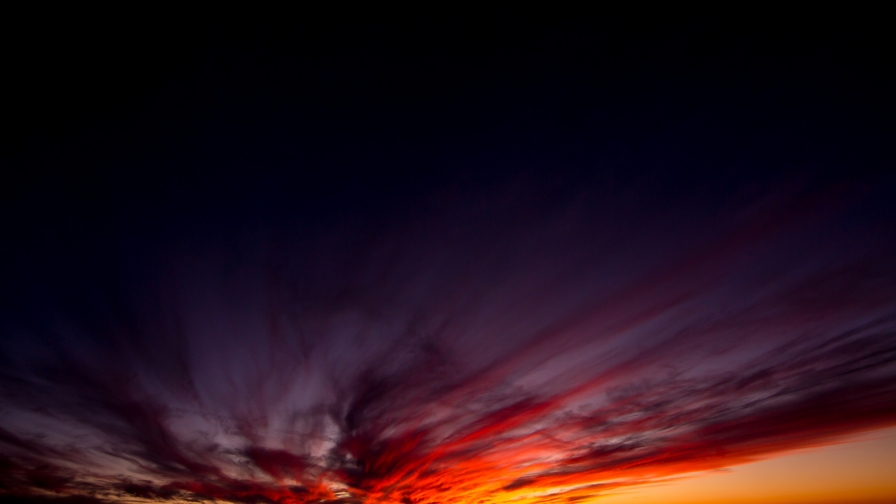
2,9,896,504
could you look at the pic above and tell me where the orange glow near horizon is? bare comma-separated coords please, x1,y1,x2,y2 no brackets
66,427,896,504
318,417,896,504
313,424,896,504
594,426,896,504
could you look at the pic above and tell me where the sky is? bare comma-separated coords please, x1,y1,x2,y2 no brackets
2,10,896,504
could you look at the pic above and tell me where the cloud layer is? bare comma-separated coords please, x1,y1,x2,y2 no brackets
2,178,896,504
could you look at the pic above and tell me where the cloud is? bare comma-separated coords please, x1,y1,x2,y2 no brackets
1,179,895,504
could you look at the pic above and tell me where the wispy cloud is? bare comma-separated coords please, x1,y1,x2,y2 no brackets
2,179,895,504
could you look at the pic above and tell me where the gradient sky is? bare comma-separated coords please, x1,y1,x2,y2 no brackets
2,10,895,504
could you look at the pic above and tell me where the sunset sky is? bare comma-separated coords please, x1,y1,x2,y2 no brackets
2,10,895,504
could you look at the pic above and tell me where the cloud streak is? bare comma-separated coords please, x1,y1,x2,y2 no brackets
2,178,895,504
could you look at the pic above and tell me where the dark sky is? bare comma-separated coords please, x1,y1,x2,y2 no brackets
2,10,896,504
